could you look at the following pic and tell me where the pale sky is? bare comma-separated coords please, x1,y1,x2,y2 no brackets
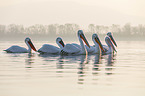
0,0,145,27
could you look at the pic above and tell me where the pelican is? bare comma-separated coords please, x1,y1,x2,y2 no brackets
60,30,90,55
68,33,94,54
4,37,37,53
102,36,117,54
102,32,117,54
85,34,105,54
106,32,117,47
37,37,65,54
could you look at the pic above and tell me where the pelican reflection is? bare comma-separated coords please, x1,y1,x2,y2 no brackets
25,53,35,68
105,54,116,75
56,56,64,70
56,54,89,84
92,54,102,75
78,55,88,84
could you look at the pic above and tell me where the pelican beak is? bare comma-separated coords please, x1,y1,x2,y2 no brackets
28,41,37,51
80,34,90,48
109,40,117,52
59,40,65,47
109,35,117,47
94,37,105,52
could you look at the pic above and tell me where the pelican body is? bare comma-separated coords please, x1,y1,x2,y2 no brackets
60,30,90,55
4,37,37,53
38,37,65,54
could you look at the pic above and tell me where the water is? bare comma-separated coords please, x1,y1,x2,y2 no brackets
0,41,145,96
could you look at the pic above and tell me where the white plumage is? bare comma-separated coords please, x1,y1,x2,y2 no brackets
38,44,60,54
85,45,95,53
84,34,104,54
102,32,117,54
71,43,95,53
4,45,28,53
103,36,117,54
62,44,80,54
4,37,36,53
38,37,65,54
59,30,90,55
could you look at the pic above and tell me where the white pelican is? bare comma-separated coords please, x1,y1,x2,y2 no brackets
101,32,117,54
37,37,65,54
4,37,37,53
69,32,94,54
106,32,117,47
102,36,117,54
84,34,105,54
60,30,90,55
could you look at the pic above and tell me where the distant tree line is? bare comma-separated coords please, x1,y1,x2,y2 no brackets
87,23,145,36
0,23,145,40
0,23,80,36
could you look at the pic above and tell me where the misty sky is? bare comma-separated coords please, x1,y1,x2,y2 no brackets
0,0,145,28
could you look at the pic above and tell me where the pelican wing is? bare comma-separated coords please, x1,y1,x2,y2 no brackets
4,45,28,53
85,45,95,53
103,45,109,51
71,43,81,49
38,44,60,54
62,44,80,54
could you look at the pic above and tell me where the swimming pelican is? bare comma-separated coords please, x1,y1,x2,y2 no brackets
85,34,105,54
106,32,117,47
69,32,94,54
103,36,117,54
60,30,90,55
102,32,117,53
37,37,65,54
4,37,37,53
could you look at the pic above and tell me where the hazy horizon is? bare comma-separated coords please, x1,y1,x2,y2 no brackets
0,0,145,28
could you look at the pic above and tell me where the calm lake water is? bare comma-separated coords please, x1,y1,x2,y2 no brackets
0,40,145,96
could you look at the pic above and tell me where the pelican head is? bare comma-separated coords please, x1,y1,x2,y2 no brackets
56,37,65,49
107,32,117,47
25,37,37,52
92,34,104,52
78,30,90,48
105,36,117,52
